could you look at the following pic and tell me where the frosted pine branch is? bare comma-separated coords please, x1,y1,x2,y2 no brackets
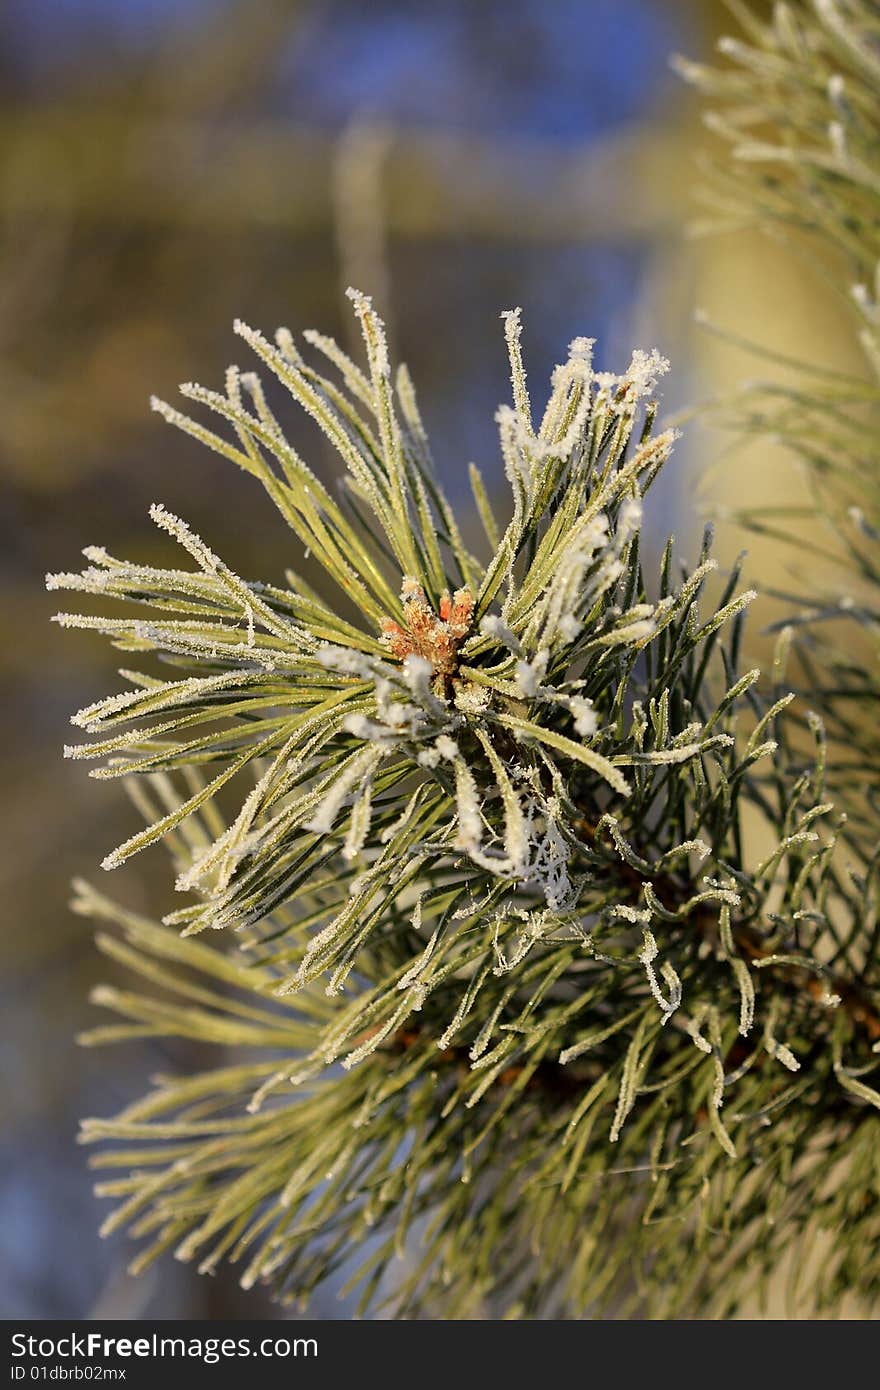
51,293,879,1317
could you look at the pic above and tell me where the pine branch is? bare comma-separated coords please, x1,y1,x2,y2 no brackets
51,292,880,1316
676,0,880,852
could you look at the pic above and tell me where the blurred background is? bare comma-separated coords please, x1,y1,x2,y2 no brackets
1,0,862,1319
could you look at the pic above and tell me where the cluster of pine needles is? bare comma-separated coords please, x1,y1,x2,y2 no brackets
48,271,880,1315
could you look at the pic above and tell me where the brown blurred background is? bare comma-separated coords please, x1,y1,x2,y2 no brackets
2,0,848,1319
